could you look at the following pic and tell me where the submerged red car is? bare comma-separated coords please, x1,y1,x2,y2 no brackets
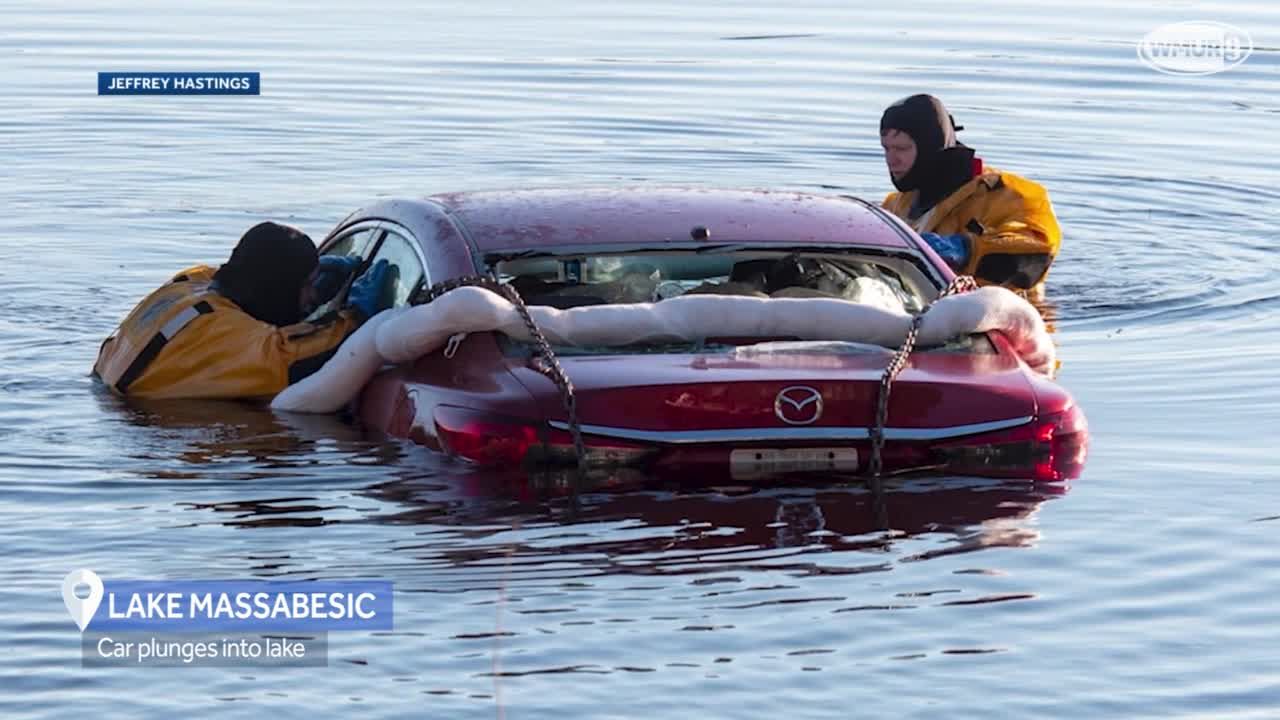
313,189,1087,483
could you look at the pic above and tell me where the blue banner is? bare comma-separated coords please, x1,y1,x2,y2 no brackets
98,72,260,95
86,580,392,631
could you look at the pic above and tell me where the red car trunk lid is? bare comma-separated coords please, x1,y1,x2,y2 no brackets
508,346,1036,434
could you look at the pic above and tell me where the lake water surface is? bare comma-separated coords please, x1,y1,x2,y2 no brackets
3,1,1279,717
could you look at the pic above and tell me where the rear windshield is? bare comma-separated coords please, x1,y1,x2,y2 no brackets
489,249,991,355
496,250,927,314
486,249,994,356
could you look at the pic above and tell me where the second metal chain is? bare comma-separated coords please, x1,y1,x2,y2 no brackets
868,275,979,483
412,276,588,477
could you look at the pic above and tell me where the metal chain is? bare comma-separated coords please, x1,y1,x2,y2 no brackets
868,275,979,482
411,276,588,477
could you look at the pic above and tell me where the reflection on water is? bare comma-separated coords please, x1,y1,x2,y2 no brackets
103,395,401,470
63,394,1070,707
94,393,1061,596
93,389,1066,559
130,391,1061,573
367,471,1059,553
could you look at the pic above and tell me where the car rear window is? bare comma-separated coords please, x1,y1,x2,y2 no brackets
489,250,992,357
495,250,926,314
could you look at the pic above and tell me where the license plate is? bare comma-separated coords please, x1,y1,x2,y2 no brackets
729,447,859,480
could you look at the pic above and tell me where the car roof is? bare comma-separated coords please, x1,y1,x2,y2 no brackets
426,188,913,253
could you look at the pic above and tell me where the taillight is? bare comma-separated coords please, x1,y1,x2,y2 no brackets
938,404,1088,482
1041,404,1088,481
433,406,654,469
434,406,538,467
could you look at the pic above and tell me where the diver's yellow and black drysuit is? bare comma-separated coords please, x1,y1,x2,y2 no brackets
93,265,357,400
883,167,1061,289
879,94,1061,290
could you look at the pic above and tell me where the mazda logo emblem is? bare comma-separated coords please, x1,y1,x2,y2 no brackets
774,386,824,425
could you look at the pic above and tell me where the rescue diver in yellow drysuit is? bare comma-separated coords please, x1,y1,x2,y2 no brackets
94,221,393,400
880,94,1061,290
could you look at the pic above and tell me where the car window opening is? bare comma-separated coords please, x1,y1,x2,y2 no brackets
307,229,428,322
490,250,991,356
496,251,925,310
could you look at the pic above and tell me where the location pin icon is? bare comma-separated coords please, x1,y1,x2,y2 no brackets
62,569,104,632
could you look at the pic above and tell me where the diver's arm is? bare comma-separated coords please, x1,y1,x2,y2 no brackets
966,181,1062,288
228,311,362,397
973,181,1061,258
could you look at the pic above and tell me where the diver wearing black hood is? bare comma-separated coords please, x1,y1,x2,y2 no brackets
212,221,319,327
879,94,1062,290
880,94,976,219
94,221,396,399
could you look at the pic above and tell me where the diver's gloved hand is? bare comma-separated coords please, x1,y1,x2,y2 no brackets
919,232,971,271
310,255,362,307
345,259,397,320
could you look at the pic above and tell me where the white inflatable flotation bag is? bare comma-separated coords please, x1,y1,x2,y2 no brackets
272,286,1053,414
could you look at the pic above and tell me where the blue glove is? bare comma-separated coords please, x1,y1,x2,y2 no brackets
311,255,362,304
919,232,971,271
345,259,398,319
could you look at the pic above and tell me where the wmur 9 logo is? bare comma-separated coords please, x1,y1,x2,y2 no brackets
1138,22,1253,76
